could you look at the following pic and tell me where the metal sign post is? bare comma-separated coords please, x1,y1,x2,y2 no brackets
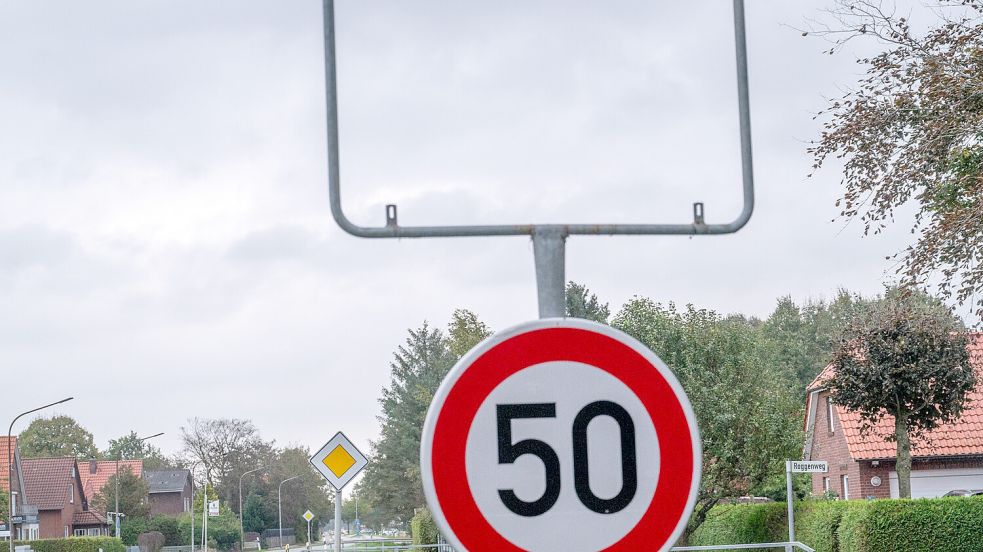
785,461,828,549
334,490,341,552
320,0,756,320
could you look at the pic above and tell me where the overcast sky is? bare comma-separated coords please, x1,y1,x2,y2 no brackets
0,1,944,459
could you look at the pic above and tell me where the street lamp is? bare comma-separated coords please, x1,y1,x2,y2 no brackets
277,476,301,547
238,466,266,550
8,397,73,552
115,432,163,537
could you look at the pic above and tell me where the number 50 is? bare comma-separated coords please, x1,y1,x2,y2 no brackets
496,401,637,517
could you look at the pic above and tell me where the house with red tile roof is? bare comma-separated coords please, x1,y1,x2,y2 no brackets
21,457,109,538
78,459,143,504
802,334,983,499
0,437,40,540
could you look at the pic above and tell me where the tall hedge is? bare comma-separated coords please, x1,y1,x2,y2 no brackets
688,503,788,546
13,537,125,552
837,497,983,552
690,497,983,552
410,508,438,547
795,501,851,552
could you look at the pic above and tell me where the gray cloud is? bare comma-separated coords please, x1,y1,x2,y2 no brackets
0,0,946,455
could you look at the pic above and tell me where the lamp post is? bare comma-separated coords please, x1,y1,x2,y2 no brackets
238,466,265,550
115,432,163,538
189,463,198,552
8,397,73,552
277,476,301,547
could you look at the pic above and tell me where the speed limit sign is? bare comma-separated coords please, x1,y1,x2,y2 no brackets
421,318,701,551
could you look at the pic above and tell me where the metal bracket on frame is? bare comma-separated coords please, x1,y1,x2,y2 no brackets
321,0,755,318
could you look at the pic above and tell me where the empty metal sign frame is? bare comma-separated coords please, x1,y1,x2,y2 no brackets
320,0,756,318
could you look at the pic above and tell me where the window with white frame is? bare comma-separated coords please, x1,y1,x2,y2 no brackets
827,396,836,433
69,483,74,504
184,498,191,512
841,475,850,500
823,477,830,494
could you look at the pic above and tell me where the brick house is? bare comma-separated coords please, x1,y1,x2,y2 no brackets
78,459,143,506
144,469,192,516
0,437,40,540
802,334,983,499
21,457,109,538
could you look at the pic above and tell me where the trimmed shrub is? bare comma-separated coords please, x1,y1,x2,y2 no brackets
837,496,983,552
688,503,788,546
795,500,852,552
410,508,438,547
690,496,983,552
14,537,125,552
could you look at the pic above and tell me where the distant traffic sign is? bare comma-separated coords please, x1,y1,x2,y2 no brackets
208,500,220,517
303,510,315,522
421,319,701,552
310,432,368,491
790,461,828,473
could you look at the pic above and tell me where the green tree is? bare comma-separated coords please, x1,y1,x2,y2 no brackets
19,415,99,459
241,492,274,534
613,299,803,530
809,0,983,317
566,281,610,323
0,488,8,519
826,288,974,498
104,431,170,469
760,290,871,389
92,466,151,519
359,322,455,524
446,309,492,359
265,446,331,541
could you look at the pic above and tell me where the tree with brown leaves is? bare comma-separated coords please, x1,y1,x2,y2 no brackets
809,0,983,317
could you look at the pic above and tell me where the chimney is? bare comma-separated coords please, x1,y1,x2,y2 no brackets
89,458,98,474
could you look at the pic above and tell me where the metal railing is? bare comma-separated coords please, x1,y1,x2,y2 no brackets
672,542,815,552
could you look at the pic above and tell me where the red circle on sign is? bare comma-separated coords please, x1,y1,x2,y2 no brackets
422,320,700,551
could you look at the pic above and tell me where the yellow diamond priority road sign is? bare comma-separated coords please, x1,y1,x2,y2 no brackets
309,432,368,490
302,510,314,523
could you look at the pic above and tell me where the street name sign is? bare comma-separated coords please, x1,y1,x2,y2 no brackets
421,319,701,552
303,510,315,522
310,432,368,491
790,461,828,473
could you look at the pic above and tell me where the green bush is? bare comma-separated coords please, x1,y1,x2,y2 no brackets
14,537,125,552
410,508,438,547
120,517,150,545
837,496,983,552
148,516,181,546
834,500,869,552
688,503,788,546
690,496,983,552
793,501,838,552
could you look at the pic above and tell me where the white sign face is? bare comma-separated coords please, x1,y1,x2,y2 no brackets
790,461,829,473
303,510,314,522
309,432,368,491
208,500,220,517
421,319,701,552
